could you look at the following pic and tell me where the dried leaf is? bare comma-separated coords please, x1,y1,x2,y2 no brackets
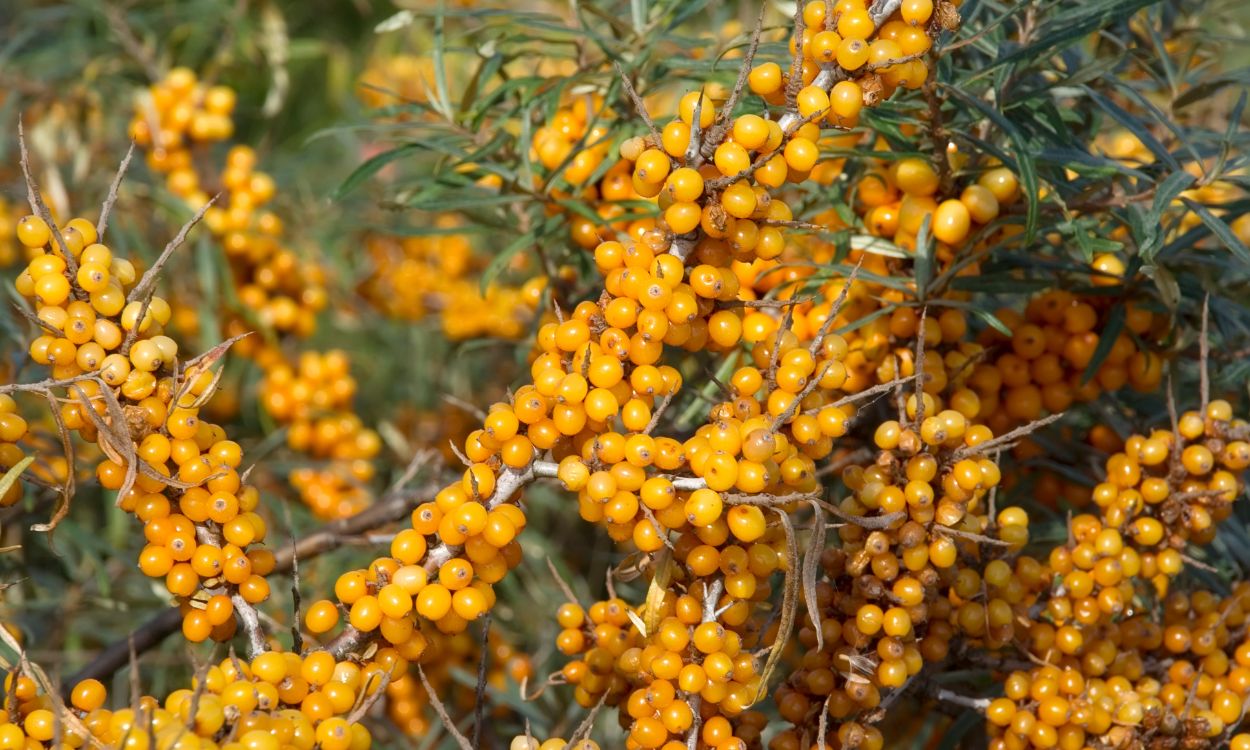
802,500,828,652
757,509,800,703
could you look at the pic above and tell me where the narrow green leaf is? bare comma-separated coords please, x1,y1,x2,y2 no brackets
1139,171,1196,261
479,214,560,294
1080,303,1125,385
914,214,933,302
630,0,647,34
1174,67,1250,110
430,1,454,121
1180,197,1250,267
1082,86,1179,172
971,307,1013,337
938,712,985,750
988,0,1156,70
334,144,420,199
1148,264,1180,313
0,456,34,501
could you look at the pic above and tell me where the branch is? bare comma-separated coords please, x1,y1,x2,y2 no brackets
869,0,904,26
97,141,136,241
613,62,661,142
67,463,441,688
18,119,82,295
685,578,725,750
126,194,218,304
817,498,906,530
701,4,768,157
331,463,536,659
933,688,990,711
948,412,1065,461
418,665,474,750
231,591,267,658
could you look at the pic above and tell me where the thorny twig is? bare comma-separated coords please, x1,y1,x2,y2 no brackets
18,120,82,298
701,5,768,157
808,256,865,358
122,195,218,355
613,62,662,143
472,614,492,749
417,665,474,750
97,141,136,241
948,411,1066,461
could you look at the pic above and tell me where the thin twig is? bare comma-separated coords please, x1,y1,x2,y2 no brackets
933,524,1014,547
443,394,488,422
933,688,991,710
720,296,811,309
103,4,160,81
770,361,831,431
97,142,136,241
701,4,768,156
767,304,795,390
18,119,82,296
912,306,928,428
346,670,391,724
948,412,1066,461
546,558,582,608
644,391,675,435
126,194,219,304
784,1,807,113
418,665,474,750
472,613,492,749
1200,293,1210,413
685,91,705,167
613,62,661,142
808,256,864,357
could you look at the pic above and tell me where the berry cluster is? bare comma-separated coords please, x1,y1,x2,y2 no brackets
768,422,1032,747
357,225,544,341
129,66,235,193
3,650,391,750
131,70,327,339
529,94,649,250
12,211,276,643
260,350,381,519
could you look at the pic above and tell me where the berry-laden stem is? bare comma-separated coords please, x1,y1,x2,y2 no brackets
685,577,725,750
329,464,539,659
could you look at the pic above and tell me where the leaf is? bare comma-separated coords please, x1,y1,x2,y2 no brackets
988,0,1157,71
802,500,827,653
334,144,420,198
938,711,985,750
1081,86,1179,172
1180,197,1250,267
1139,171,1196,261
757,509,801,703
630,0,647,34
643,548,673,635
0,456,34,503
914,214,934,302
1080,303,1125,385
1174,67,1250,110
478,213,557,294
943,84,1040,240
625,609,648,638
971,307,1013,338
